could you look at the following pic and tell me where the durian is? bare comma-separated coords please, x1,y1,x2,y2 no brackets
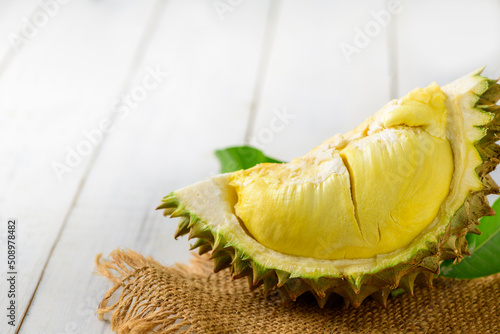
157,69,500,307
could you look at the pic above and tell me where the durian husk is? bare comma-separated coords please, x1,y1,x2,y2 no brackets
157,77,500,308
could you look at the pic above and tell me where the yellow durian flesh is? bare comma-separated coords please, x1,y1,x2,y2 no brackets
159,71,500,307
230,83,454,260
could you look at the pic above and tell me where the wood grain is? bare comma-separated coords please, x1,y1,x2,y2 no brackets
0,1,159,333
17,1,273,332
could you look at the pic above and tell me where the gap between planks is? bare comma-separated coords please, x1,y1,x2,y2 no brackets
243,0,282,145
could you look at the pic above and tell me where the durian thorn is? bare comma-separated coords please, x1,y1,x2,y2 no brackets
334,285,378,308
415,271,434,288
370,288,392,308
213,254,232,273
231,259,252,280
468,223,482,235
187,216,200,228
252,278,265,291
366,265,404,288
246,275,256,291
313,291,333,309
187,221,210,240
476,103,495,110
302,277,335,297
284,279,309,301
453,251,464,265
189,238,208,251
156,194,178,210
198,243,212,256
425,240,438,254
173,217,190,239
347,276,363,294
307,283,326,299
443,235,458,252
477,98,497,107
209,249,229,260
481,80,500,103
399,272,419,296
262,275,278,294
251,262,271,285
211,236,229,256
231,248,246,263
342,294,365,308
275,270,291,287
161,207,176,217
420,256,440,274
156,202,171,210
170,204,187,218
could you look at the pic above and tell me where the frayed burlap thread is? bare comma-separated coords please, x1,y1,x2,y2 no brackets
95,249,500,334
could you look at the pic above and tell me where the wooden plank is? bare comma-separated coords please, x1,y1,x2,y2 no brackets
0,0,40,63
18,0,272,332
248,0,391,161
0,1,159,333
396,0,500,94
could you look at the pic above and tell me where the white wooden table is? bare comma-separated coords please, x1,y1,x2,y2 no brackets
1,1,500,333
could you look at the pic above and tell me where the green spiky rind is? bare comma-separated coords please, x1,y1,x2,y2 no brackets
156,77,500,308
158,193,444,307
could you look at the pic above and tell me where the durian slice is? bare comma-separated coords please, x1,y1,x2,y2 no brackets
158,69,500,307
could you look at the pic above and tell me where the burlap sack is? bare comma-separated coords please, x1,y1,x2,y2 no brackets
95,249,500,334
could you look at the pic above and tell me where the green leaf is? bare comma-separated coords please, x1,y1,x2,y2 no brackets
215,146,284,173
390,287,406,297
440,197,500,279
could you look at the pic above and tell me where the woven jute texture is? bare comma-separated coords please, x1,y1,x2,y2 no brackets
95,249,500,334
